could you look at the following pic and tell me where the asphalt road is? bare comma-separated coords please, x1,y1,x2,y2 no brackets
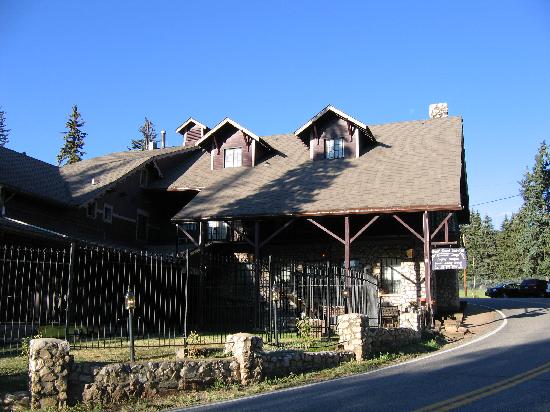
180,298,550,412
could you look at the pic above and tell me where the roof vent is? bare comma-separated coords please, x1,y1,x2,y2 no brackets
429,103,448,119
91,178,97,185
161,130,166,149
147,141,158,150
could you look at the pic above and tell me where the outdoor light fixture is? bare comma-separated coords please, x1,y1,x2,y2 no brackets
125,289,136,310
125,287,136,362
341,288,350,298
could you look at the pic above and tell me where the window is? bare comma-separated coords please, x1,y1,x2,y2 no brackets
208,221,229,241
136,212,148,241
325,138,345,159
103,204,113,223
86,202,96,219
224,148,242,168
380,258,402,294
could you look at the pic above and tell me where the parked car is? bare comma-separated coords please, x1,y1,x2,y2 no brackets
519,279,549,297
485,283,521,298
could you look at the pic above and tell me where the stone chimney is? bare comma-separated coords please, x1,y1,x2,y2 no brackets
429,103,448,119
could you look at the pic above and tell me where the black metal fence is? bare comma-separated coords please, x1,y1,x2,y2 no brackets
0,242,378,352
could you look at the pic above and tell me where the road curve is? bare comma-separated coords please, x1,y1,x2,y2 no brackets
178,298,550,412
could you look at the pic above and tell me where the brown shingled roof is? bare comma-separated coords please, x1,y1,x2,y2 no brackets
171,116,465,220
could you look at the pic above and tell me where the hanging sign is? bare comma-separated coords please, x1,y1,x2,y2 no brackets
432,248,467,270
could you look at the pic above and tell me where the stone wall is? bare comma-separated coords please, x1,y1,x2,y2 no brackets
28,338,71,409
80,359,240,406
337,314,421,360
224,333,355,381
262,350,354,378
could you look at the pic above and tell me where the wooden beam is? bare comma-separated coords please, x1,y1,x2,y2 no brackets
177,225,199,248
430,212,453,240
423,211,433,323
307,218,345,244
432,241,458,246
260,218,297,248
224,220,254,247
393,215,424,242
350,215,379,243
344,216,350,274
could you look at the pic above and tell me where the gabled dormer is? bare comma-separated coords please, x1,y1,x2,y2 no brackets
295,105,376,161
176,117,210,148
195,118,272,170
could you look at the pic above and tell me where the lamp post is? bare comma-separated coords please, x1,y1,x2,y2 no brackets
342,287,350,314
125,288,136,362
272,285,280,347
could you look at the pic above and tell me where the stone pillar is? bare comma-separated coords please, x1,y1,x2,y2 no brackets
28,338,71,409
337,313,371,360
224,333,263,384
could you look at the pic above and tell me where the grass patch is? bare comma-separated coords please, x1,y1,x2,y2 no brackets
459,288,489,298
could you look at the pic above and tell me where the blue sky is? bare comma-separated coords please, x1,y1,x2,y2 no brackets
1,1,549,227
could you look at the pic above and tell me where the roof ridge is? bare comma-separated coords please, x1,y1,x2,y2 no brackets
368,115,462,128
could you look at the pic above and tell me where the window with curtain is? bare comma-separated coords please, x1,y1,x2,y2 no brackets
325,138,344,159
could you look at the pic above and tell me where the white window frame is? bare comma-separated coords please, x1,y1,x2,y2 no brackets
103,204,113,224
224,147,243,168
325,137,345,159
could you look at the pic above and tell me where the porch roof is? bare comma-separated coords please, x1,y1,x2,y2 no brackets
171,116,467,221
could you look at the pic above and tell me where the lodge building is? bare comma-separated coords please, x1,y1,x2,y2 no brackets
0,103,469,330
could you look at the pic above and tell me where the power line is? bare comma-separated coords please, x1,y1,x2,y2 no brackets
471,194,521,207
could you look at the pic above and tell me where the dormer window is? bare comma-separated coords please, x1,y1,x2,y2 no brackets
224,147,242,168
325,138,344,159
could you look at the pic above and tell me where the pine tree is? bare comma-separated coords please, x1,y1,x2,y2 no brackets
461,211,498,286
516,141,550,278
57,105,86,166
129,117,157,151
0,107,10,147
496,214,523,281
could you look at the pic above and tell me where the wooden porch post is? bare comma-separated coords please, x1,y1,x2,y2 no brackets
422,211,433,321
344,216,350,279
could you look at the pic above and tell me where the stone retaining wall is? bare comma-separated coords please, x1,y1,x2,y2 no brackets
80,358,240,406
25,318,420,407
262,350,355,377
337,314,421,360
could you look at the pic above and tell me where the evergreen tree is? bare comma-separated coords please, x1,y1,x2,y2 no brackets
516,141,550,278
0,107,10,147
495,214,523,281
57,105,86,166
461,211,498,285
129,117,157,151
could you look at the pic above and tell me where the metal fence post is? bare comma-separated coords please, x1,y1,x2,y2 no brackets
64,241,76,341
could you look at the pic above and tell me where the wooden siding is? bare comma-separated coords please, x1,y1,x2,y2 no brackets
309,115,357,160
211,129,253,170
184,125,203,147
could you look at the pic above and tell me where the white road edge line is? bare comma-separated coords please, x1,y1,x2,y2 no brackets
177,304,508,411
